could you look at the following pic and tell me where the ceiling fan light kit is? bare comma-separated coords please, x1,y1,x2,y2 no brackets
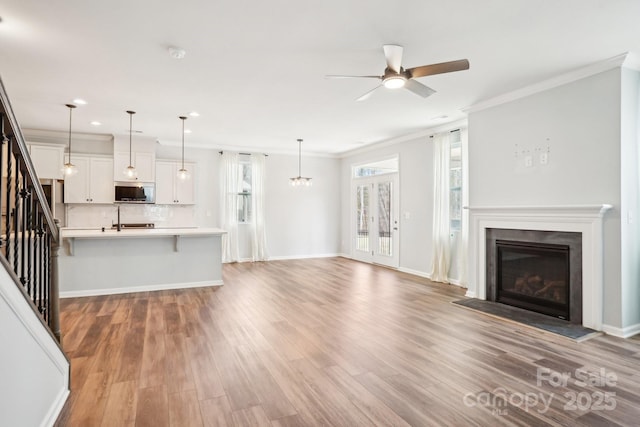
383,75,406,89
327,44,469,101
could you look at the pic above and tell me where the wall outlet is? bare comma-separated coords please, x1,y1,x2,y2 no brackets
540,152,548,165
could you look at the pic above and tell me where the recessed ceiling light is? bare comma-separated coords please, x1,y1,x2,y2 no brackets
90,121,101,126
184,129,192,134
188,111,199,117
73,98,87,105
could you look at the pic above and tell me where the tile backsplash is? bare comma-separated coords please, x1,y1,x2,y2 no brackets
65,204,197,229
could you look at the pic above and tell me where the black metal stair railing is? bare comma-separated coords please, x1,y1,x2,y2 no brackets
0,76,62,343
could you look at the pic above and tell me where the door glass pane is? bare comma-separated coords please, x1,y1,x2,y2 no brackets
378,181,392,256
356,185,369,252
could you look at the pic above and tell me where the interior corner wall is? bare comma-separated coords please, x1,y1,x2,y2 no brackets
340,136,435,276
468,68,624,329
620,67,640,329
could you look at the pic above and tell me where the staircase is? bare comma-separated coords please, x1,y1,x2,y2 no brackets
0,76,70,426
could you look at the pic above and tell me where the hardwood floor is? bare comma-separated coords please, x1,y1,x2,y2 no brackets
55,258,640,426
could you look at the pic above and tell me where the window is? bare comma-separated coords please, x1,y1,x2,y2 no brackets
354,157,399,177
449,130,462,231
237,157,252,223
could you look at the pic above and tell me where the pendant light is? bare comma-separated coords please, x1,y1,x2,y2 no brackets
177,116,190,180
289,138,312,186
62,104,78,176
123,110,137,179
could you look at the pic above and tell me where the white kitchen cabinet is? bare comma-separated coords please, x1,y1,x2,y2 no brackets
114,151,155,182
155,161,196,205
64,155,114,204
28,143,65,180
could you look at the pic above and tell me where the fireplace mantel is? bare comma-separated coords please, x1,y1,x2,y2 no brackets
465,204,613,330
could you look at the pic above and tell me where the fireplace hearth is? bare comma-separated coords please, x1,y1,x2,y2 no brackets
486,229,582,324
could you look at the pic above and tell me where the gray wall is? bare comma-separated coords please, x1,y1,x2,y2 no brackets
468,67,638,330
340,136,436,276
620,67,640,328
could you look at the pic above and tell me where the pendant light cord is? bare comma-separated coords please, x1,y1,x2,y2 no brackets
68,107,73,163
180,116,187,169
65,103,76,163
298,138,302,177
128,112,133,165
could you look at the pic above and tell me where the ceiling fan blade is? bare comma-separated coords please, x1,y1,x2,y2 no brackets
383,45,403,73
404,79,436,98
325,75,381,79
356,85,383,102
407,59,470,78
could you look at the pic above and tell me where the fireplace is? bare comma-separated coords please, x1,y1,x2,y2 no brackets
496,240,570,320
467,205,612,331
486,229,582,324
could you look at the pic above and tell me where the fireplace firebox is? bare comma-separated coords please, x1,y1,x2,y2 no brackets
496,240,570,320
486,228,582,324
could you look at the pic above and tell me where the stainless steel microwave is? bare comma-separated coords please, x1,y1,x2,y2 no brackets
114,182,155,204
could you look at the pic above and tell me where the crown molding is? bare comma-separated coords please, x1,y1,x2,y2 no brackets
463,52,631,114
23,128,113,145
337,118,468,158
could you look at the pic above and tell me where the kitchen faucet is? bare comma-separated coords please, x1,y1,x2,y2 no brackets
113,205,121,231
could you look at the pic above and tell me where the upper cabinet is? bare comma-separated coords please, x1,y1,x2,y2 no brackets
64,155,114,204
27,143,65,180
112,135,156,182
113,151,155,182
155,160,196,205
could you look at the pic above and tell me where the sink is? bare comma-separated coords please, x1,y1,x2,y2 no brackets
111,223,155,230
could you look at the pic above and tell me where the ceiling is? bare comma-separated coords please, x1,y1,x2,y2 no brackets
1,1,639,155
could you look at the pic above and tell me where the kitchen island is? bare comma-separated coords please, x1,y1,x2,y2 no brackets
58,227,226,297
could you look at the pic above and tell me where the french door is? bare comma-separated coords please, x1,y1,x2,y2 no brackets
353,175,399,268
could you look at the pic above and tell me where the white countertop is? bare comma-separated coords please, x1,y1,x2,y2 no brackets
61,227,227,239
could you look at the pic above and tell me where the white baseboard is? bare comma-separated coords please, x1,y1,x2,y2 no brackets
60,280,223,298
42,388,70,427
601,323,640,338
447,278,467,288
266,253,341,261
398,267,432,279
223,254,342,263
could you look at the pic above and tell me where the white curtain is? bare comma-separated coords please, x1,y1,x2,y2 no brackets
220,152,240,263
250,154,269,261
430,132,451,283
458,128,469,287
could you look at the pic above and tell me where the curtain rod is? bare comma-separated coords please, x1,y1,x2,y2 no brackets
429,128,461,138
219,151,268,156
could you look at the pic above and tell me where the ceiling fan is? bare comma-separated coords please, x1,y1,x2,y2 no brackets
327,45,469,101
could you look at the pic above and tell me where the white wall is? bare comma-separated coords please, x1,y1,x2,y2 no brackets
263,153,341,259
468,67,637,331
0,265,69,427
